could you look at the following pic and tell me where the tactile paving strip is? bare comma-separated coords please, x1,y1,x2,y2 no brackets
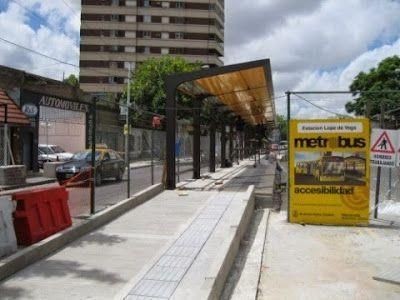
125,192,237,299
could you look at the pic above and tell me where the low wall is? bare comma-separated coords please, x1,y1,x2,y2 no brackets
0,165,26,186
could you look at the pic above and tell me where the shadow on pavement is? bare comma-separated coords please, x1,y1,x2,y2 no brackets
69,231,127,248
0,286,30,300
17,259,124,284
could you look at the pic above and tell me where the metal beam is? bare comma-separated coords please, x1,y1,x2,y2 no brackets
193,97,202,179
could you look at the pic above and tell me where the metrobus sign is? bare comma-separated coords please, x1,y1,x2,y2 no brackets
289,118,370,225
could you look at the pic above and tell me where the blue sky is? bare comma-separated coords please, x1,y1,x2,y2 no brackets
0,0,399,117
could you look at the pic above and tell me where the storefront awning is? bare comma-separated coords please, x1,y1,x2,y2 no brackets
0,89,30,126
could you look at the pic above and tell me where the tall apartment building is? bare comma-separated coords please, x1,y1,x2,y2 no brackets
79,0,224,95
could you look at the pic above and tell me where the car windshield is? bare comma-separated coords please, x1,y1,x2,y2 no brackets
71,151,101,161
39,146,54,154
50,146,65,153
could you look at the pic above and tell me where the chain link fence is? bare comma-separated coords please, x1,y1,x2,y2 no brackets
371,166,400,224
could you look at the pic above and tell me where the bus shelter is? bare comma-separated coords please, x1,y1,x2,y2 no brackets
165,59,276,189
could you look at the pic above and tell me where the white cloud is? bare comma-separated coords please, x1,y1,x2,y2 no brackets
226,0,400,117
0,1,79,81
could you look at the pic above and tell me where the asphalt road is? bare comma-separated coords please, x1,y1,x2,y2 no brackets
67,163,208,217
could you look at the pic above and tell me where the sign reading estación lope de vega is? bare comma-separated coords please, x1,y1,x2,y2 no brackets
289,118,370,225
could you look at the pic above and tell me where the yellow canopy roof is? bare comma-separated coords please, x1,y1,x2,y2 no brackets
177,59,275,126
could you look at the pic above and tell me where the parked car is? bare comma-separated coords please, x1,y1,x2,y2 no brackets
55,148,125,186
38,144,74,168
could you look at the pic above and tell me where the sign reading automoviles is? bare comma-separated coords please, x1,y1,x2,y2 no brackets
289,118,370,226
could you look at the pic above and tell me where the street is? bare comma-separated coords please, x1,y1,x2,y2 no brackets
66,163,208,217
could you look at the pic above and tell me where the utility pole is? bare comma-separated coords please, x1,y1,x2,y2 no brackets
125,63,131,198
1,104,8,165
374,101,385,219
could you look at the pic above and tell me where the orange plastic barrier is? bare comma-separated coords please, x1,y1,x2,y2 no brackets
12,186,72,246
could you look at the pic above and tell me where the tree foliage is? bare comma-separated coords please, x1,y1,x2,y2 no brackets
345,55,400,116
276,114,287,140
124,56,201,120
63,74,79,87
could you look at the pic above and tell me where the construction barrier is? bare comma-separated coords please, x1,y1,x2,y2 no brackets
12,186,72,246
0,195,17,257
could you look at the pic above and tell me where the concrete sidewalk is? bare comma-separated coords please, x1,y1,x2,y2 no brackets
0,159,274,300
257,162,400,300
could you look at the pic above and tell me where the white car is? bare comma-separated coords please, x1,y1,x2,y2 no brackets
38,144,74,167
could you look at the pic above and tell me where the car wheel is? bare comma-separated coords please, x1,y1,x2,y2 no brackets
116,169,123,182
95,172,102,186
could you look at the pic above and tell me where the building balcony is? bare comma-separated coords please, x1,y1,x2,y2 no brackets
80,52,223,66
80,37,224,56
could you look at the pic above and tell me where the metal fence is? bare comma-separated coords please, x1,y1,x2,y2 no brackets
371,166,400,225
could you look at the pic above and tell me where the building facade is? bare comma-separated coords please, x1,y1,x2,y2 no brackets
80,0,224,95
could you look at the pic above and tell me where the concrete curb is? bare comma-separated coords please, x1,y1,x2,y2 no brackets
208,185,256,300
0,183,163,282
0,179,56,192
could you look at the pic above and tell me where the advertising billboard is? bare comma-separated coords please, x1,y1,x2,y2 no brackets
289,118,370,225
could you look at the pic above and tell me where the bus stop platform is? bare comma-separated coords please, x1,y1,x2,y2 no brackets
0,159,276,300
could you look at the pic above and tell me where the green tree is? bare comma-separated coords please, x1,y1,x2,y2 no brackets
345,55,400,116
276,114,287,140
124,56,201,120
63,74,79,87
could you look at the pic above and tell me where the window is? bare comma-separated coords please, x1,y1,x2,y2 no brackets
103,152,111,161
175,32,184,39
144,0,149,7
162,16,169,24
126,15,136,22
144,46,150,53
125,46,136,52
144,15,151,23
161,32,169,39
176,1,184,9
125,31,136,38
143,31,151,38
161,48,169,54
109,151,117,160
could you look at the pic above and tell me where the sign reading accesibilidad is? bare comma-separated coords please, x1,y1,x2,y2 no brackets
289,118,370,225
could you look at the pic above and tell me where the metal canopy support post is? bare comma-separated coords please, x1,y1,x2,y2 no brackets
239,131,244,160
90,97,97,215
125,63,131,199
151,128,154,185
193,97,201,179
221,123,226,168
165,79,177,189
209,118,216,173
286,91,291,222
374,101,385,219
229,123,233,162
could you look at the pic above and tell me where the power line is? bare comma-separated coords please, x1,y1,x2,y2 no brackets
292,93,348,117
0,36,121,78
60,0,79,16
0,36,78,67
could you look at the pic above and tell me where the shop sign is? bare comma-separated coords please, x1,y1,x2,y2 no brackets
21,103,38,117
39,96,89,113
289,118,370,226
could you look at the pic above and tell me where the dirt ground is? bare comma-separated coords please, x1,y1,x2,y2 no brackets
258,210,400,300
